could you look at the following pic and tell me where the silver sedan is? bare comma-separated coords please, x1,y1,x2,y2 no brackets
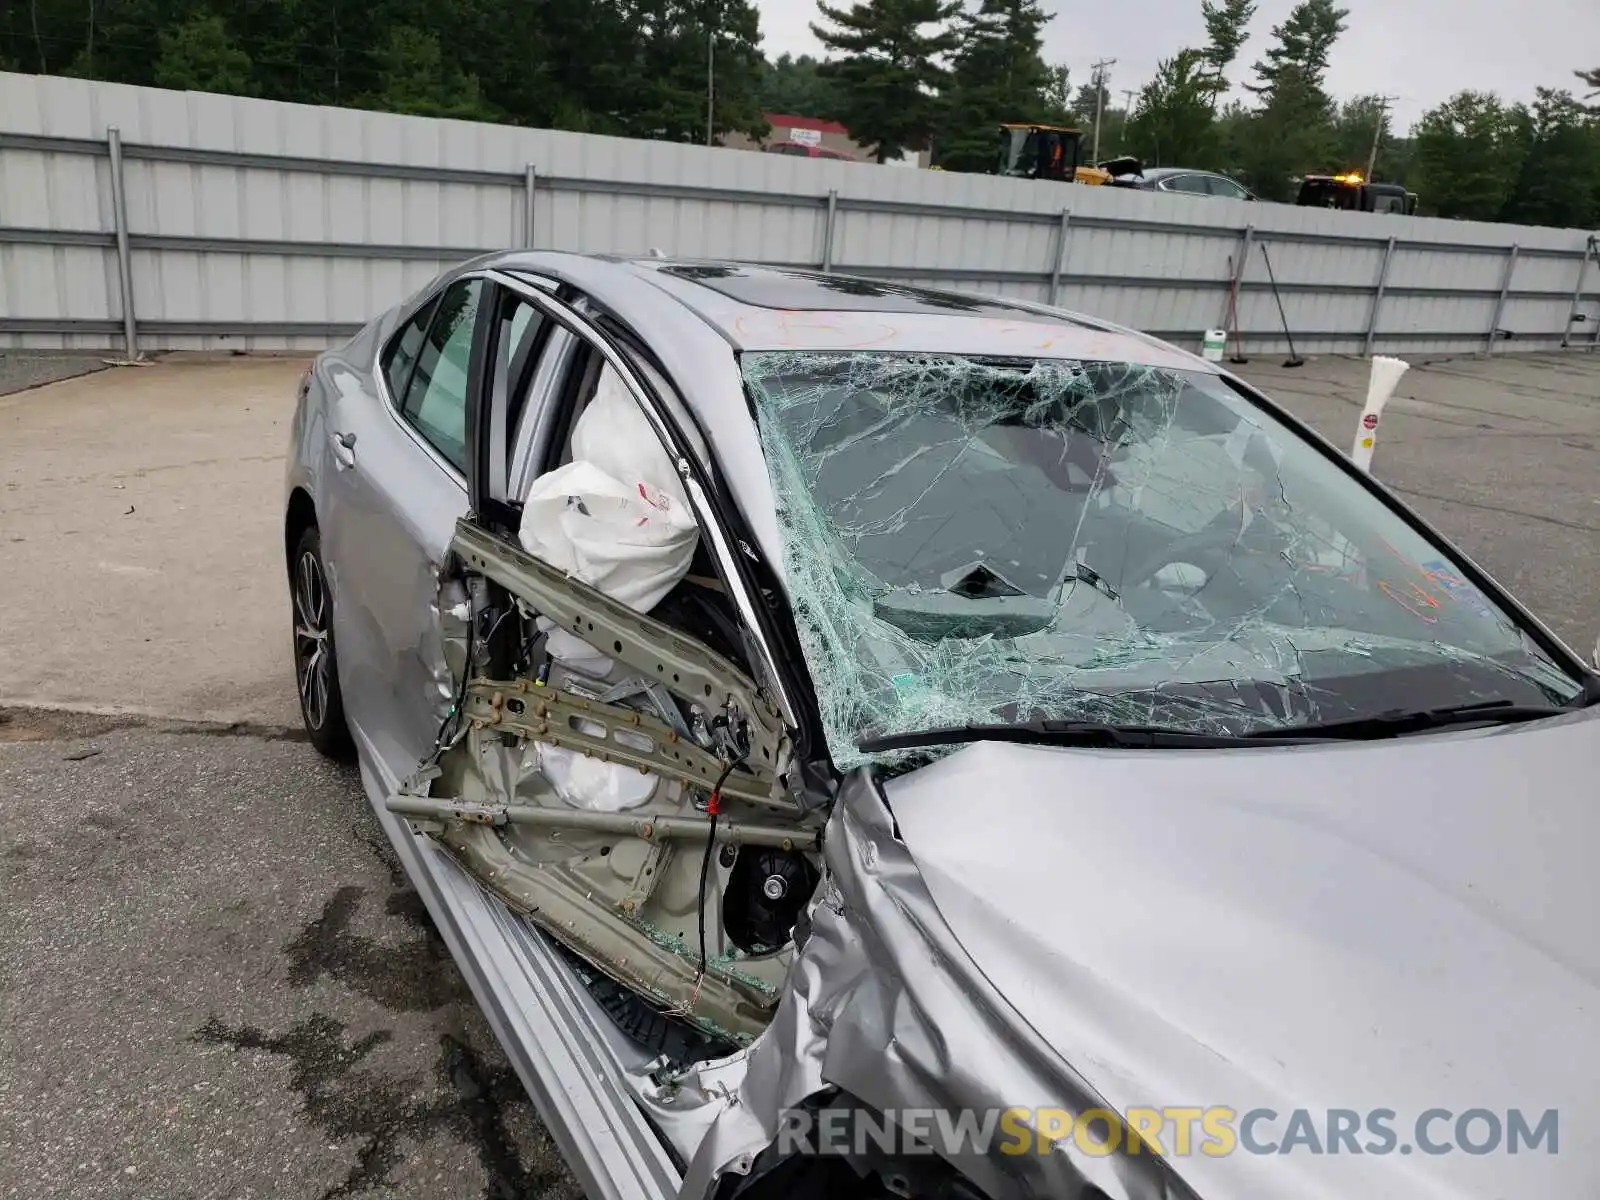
284,253,1600,1200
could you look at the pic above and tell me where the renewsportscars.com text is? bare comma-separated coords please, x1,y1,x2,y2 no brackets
777,1105,1560,1159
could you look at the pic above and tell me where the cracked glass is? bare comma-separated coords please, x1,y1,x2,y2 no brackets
742,351,1584,769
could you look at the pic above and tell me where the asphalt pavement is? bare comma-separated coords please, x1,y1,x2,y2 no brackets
1,346,1597,1199
0,706,581,1200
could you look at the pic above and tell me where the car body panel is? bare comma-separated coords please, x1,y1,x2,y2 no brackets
886,724,1600,1198
1112,166,1257,201
284,252,1600,1200
318,324,469,766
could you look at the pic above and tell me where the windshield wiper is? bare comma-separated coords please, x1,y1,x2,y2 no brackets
856,719,1302,754
1241,698,1576,742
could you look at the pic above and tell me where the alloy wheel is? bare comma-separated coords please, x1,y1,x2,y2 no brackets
294,549,333,731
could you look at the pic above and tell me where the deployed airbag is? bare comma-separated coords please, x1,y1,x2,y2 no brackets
519,365,699,612
518,364,702,809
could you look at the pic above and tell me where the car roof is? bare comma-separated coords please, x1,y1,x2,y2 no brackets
549,256,1211,372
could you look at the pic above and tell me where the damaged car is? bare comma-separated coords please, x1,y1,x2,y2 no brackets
285,254,1600,1200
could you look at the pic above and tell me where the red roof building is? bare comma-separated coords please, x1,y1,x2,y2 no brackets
721,113,929,167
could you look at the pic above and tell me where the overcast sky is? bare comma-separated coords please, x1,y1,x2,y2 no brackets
754,0,1600,130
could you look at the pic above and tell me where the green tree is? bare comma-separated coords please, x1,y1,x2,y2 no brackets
1330,94,1390,175
1125,47,1218,167
357,25,490,119
1500,89,1600,228
811,0,961,162
618,0,767,142
1041,64,1075,122
1200,0,1257,104
936,0,1056,172
1578,66,1600,102
1410,91,1529,221
760,53,842,116
1237,0,1347,199
154,13,255,95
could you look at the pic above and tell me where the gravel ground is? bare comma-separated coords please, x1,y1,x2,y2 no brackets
0,708,582,1200
0,351,110,395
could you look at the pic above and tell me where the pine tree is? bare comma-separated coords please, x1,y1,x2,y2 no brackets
1237,0,1347,199
811,0,961,163
936,0,1056,172
1199,0,1257,105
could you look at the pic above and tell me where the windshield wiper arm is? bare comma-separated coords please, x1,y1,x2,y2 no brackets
857,719,1300,754
1241,698,1574,742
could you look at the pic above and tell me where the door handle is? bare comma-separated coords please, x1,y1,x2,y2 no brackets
329,430,356,470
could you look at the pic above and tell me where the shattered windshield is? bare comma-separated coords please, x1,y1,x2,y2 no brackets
742,351,1584,768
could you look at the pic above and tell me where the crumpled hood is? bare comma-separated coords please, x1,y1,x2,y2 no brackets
884,714,1600,1199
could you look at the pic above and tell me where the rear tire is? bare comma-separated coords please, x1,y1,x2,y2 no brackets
290,524,353,760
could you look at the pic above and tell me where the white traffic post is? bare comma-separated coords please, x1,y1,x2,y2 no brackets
1350,355,1410,473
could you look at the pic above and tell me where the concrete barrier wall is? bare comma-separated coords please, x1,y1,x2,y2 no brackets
3,70,1598,357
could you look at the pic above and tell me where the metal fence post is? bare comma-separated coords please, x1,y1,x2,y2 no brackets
1561,235,1594,348
821,189,838,273
106,126,139,360
523,164,537,248
1221,224,1254,330
1047,209,1071,306
1590,236,1600,352
1363,236,1396,358
1485,243,1519,355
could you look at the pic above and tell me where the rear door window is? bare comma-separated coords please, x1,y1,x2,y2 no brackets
381,296,439,405
1163,174,1209,194
399,279,483,473
1206,175,1250,200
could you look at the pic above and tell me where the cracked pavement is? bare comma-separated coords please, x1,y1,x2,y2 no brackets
0,348,1596,1198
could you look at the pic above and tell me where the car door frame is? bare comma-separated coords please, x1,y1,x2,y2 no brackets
330,269,494,771
463,268,809,747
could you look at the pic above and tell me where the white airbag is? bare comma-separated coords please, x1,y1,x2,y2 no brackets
518,365,699,613
518,365,700,810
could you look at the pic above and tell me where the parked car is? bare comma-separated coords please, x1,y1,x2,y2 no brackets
764,140,853,160
286,254,1600,1200
1110,165,1257,200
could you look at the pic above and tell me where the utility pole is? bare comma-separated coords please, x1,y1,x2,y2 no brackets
1121,88,1137,114
1366,94,1400,179
706,31,716,147
1090,58,1117,160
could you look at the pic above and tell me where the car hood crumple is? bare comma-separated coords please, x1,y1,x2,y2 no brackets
883,713,1600,1200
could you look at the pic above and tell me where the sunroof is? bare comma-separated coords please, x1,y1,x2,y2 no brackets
652,262,1073,325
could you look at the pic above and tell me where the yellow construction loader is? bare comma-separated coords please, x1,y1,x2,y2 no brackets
995,123,1141,186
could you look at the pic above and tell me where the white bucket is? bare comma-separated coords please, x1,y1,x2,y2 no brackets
1201,328,1227,361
